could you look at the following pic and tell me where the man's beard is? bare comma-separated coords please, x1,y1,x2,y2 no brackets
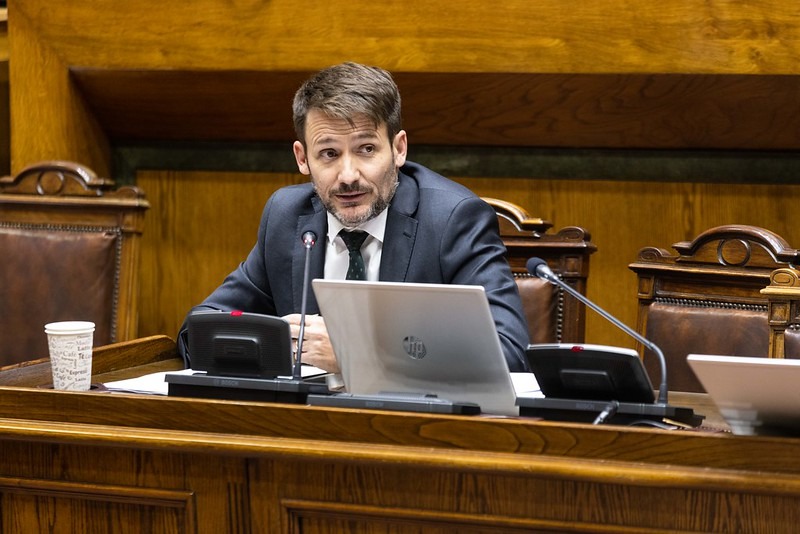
316,167,399,227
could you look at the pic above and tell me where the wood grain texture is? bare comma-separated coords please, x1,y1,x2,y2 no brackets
136,170,307,338
3,427,800,533
8,6,110,175
0,339,799,532
0,476,194,534
13,1,800,73
9,1,800,172
68,70,800,150
0,372,788,478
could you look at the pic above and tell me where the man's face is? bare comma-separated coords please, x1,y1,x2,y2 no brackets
293,109,407,227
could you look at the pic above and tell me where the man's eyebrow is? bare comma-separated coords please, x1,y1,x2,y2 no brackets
313,136,338,146
312,130,380,147
353,131,380,141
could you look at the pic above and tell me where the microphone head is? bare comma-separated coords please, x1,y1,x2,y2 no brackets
526,257,549,277
526,256,558,283
302,231,317,247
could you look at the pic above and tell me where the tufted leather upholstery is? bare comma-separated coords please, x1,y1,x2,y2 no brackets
786,329,800,358
0,161,149,366
483,198,596,345
629,225,800,393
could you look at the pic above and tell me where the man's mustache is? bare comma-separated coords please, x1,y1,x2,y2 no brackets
332,183,370,195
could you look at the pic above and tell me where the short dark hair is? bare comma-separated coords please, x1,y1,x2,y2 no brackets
292,62,402,146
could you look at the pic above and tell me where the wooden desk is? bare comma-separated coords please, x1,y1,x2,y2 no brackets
0,336,798,533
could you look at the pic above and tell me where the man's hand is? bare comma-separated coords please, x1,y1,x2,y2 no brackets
282,313,340,373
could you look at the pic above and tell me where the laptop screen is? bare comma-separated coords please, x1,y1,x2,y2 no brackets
688,354,800,436
311,279,519,416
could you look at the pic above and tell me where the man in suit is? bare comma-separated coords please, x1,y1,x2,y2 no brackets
178,62,529,372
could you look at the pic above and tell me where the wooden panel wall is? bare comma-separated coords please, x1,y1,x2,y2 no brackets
137,171,306,338
9,1,800,174
137,170,800,349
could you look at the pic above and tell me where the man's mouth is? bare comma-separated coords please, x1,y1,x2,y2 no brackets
336,191,367,203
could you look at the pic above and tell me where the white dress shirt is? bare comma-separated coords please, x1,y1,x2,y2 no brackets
324,209,388,281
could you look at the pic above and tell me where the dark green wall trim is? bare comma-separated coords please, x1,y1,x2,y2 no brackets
113,142,800,187
113,142,297,185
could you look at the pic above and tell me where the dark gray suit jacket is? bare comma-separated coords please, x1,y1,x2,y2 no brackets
179,161,530,371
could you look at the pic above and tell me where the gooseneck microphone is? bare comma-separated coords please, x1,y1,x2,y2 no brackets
292,230,317,380
526,257,670,406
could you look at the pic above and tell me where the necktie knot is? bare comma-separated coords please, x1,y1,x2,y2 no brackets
340,230,369,280
340,229,369,252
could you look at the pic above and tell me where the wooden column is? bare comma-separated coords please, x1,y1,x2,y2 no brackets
761,267,800,358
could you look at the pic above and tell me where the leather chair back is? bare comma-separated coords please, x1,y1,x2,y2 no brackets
629,225,800,393
0,161,149,366
484,198,596,345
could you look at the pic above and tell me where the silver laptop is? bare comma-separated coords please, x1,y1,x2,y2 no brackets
311,279,519,416
687,354,800,436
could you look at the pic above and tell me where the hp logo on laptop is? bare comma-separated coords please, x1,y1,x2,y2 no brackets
403,336,427,360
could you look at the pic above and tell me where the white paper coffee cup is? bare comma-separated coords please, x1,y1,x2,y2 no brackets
44,321,95,391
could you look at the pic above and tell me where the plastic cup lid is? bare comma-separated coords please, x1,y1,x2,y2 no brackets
44,321,96,334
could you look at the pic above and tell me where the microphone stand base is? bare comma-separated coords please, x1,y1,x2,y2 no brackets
165,372,330,404
516,397,704,427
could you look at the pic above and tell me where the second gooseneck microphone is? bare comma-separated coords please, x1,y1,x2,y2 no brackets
525,257,670,406
292,230,317,380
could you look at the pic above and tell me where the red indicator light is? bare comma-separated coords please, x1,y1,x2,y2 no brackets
231,310,243,317
570,345,584,352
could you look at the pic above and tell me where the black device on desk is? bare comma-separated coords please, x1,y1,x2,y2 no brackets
165,310,330,403
526,343,655,403
517,258,704,428
167,230,331,403
187,309,293,379
521,343,701,426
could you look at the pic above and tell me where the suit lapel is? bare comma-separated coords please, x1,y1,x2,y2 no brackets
291,172,419,290
379,173,418,282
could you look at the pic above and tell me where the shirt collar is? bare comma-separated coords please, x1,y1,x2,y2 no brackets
326,207,389,246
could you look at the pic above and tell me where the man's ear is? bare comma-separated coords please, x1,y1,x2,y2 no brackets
293,140,311,175
393,130,408,168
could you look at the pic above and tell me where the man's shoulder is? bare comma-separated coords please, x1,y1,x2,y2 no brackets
400,161,476,198
273,181,315,198
266,182,316,210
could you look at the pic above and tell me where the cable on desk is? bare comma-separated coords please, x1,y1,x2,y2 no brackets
592,400,619,425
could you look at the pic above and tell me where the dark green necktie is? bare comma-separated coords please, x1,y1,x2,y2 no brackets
340,230,369,280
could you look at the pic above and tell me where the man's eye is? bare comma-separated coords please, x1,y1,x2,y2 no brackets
320,149,337,159
361,145,375,154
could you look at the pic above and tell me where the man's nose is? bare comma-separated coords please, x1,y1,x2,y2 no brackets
338,154,360,183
